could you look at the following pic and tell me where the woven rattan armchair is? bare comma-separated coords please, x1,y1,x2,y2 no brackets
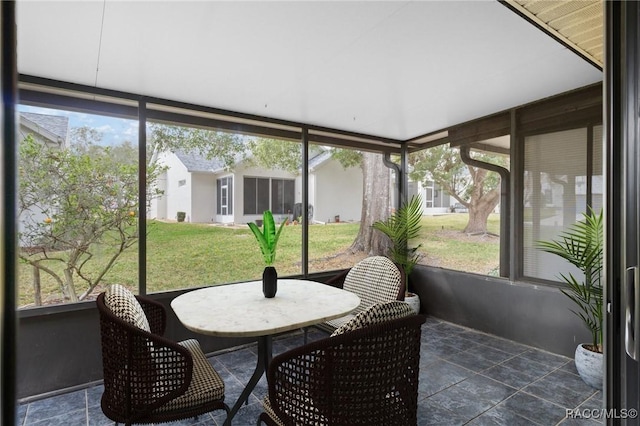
96,285,229,425
259,313,425,426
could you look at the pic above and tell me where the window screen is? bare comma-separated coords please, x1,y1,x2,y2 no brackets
217,176,233,215
243,177,256,214
271,179,295,215
523,127,589,281
592,125,603,213
244,177,270,215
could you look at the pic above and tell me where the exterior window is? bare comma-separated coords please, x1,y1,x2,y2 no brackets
216,176,233,215
523,126,601,281
147,126,303,292
307,143,368,274
178,179,186,187
243,177,292,215
407,145,503,276
271,179,295,215
17,105,140,308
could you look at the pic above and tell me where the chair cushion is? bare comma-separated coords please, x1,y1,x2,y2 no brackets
155,338,225,413
262,392,328,425
261,396,286,426
104,284,150,332
325,313,355,330
331,301,414,337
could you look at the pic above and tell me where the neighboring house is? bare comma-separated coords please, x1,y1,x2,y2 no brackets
408,180,452,215
17,112,70,247
18,112,70,148
150,150,227,223
149,149,363,225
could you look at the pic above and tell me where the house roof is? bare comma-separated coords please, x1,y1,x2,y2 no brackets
308,150,333,171
16,1,603,142
173,150,227,173
19,112,69,145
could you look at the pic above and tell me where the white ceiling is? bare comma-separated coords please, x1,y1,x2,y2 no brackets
16,1,602,141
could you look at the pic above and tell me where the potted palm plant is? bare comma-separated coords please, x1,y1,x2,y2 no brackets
248,210,287,298
372,194,423,313
536,208,603,389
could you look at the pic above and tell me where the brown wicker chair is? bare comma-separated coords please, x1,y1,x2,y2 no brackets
96,285,229,425
258,312,425,426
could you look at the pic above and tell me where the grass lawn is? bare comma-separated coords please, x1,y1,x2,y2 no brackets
418,213,500,274
18,214,500,307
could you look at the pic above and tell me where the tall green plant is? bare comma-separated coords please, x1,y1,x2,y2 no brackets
372,195,423,277
248,210,287,266
536,208,603,353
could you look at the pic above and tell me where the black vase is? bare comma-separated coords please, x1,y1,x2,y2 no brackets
262,266,277,298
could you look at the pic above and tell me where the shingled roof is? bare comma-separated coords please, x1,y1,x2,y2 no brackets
173,150,228,173
20,112,69,144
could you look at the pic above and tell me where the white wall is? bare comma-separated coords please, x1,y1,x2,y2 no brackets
151,152,191,221
191,172,216,223
149,171,167,219
312,160,362,223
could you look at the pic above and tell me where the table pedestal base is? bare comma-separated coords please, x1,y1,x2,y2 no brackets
223,336,272,426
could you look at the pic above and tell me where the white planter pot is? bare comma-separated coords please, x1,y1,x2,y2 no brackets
574,343,603,390
404,292,421,314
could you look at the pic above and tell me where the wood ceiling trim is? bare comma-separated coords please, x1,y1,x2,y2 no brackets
504,0,603,68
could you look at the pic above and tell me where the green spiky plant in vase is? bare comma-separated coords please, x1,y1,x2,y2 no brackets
372,194,423,313
536,208,603,389
248,210,287,298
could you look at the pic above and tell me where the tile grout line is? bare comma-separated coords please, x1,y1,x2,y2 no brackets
517,363,599,412
432,335,585,426
21,404,28,426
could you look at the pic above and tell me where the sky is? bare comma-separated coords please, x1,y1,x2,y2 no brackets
18,104,139,147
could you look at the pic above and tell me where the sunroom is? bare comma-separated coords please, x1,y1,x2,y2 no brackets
3,1,639,425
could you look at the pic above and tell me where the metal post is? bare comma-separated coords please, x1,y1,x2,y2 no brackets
1,1,18,423
301,127,309,277
138,99,147,294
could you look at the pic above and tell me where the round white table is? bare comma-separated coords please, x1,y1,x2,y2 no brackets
171,279,360,425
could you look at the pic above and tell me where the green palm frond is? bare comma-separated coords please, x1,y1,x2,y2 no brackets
373,194,423,276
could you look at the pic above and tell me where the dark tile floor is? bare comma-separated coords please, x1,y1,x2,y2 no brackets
16,317,603,426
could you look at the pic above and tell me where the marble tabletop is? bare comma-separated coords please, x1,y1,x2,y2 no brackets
171,279,360,337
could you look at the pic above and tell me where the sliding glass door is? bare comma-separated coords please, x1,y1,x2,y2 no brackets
606,1,640,423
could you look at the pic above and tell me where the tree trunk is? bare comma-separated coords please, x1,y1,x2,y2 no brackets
464,205,494,234
463,185,500,234
32,264,42,306
349,152,393,255
62,268,79,302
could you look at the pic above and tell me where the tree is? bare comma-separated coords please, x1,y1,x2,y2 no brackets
346,151,393,255
246,138,303,172
409,145,506,234
18,131,163,305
